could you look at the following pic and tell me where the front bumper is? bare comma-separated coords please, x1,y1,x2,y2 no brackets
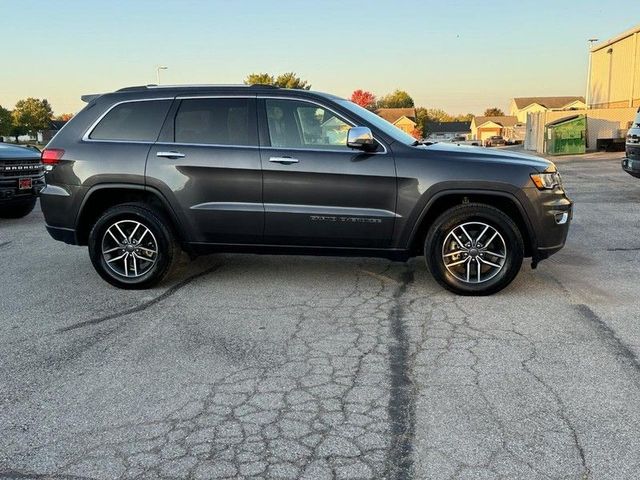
526,188,573,265
622,157,640,178
0,174,45,203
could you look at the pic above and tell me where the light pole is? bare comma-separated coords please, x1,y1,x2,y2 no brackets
156,66,168,85
585,39,599,109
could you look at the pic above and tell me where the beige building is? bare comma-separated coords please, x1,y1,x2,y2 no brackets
376,108,417,135
509,96,586,123
470,115,519,142
588,24,640,109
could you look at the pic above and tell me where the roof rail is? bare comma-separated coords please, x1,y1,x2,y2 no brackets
113,84,283,91
145,84,251,89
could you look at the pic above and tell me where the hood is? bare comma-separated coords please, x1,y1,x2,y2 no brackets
421,142,553,172
0,144,41,160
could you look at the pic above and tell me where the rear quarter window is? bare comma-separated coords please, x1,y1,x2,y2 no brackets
89,100,172,142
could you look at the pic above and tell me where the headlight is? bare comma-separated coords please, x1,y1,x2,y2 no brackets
531,172,563,191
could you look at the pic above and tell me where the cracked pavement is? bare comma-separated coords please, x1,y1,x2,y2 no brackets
1,151,640,479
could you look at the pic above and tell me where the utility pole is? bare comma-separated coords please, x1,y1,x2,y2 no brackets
156,66,168,85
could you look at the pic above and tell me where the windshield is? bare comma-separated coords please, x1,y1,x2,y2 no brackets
337,100,418,146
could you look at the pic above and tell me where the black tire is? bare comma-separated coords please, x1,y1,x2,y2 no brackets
424,203,524,296
0,197,37,219
88,203,180,289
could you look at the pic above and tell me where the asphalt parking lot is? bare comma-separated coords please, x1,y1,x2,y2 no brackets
1,150,639,480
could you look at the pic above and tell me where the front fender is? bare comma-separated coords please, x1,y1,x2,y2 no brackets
394,183,537,254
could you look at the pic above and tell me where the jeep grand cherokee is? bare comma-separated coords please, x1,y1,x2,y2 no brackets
40,85,572,295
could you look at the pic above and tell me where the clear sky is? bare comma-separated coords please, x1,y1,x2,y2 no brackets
2,0,639,115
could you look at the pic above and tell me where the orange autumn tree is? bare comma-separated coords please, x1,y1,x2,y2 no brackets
350,90,376,110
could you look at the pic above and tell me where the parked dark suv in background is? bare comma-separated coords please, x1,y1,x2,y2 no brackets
0,143,45,218
622,107,640,178
40,85,572,295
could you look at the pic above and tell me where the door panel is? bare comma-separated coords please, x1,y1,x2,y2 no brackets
145,97,263,244
259,98,397,248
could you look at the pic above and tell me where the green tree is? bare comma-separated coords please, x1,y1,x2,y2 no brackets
10,124,28,143
274,72,311,90
12,98,53,138
417,108,454,123
455,113,475,122
244,72,311,90
0,106,12,138
377,90,414,108
244,73,275,85
483,107,505,117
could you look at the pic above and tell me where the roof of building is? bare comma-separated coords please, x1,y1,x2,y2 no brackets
591,23,640,52
473,116,519,128
424,121,471,133
375,108,416,124
512,96,585,110
547,114,585,127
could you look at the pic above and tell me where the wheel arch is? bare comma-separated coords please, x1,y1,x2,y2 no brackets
407,189,536,258
75,183,187,247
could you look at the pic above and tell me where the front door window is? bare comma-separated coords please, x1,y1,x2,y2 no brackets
265,99,352,150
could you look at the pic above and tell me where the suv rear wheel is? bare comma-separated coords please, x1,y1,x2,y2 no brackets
88,203,179,289
425,203,524,295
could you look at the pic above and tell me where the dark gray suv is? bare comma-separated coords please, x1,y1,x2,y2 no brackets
40,85,572,295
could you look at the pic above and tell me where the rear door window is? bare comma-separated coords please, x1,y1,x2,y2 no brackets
174,98,256,146
89,100,172,142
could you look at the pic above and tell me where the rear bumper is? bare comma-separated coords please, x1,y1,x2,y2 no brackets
622,157,640,178
45,224,78,245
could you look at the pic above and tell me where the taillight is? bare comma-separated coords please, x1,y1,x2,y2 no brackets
41,148,65,167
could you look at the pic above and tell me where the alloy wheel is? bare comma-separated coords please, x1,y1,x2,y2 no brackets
101,220,158,278
441,221,507,284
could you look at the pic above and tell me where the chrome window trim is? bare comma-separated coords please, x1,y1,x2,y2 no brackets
258,96,389,155
260,145,375,155
175,95,255,100
81,94,389,155
82,97,175,143
155,141,260,150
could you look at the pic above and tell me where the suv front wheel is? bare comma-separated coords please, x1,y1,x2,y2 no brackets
425,203,524,295
88,203,179,289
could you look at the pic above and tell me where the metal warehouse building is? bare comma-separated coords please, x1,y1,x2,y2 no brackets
587,24,640,109
526,24,639,154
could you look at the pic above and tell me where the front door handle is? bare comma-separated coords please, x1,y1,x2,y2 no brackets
269,156,299,165
157,151,186,159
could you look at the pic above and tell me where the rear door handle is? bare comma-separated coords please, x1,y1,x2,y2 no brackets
269,156,299,164
157,151,186,159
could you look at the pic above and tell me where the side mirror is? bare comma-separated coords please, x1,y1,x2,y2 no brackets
347,127,376,151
